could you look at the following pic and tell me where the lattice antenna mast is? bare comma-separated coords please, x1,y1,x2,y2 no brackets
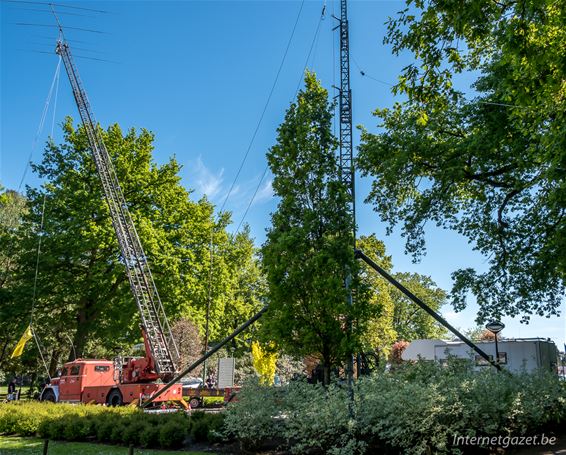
333,0,356,397
55,39,180,378
339,0,355,236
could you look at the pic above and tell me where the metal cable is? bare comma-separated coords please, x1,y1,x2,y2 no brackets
234,2,327,235
18,56,61,191
30,193,47,324
218,0,306,215
31,326,51,380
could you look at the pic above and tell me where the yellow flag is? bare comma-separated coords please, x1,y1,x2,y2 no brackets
10,325,33,359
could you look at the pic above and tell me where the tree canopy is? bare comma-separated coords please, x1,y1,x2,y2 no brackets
1,118,263,374
357,0,565,322
357,234,447,359
261,72,371,384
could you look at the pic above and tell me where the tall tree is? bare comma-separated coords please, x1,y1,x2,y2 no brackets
357,0,565,322
390,272,447,341
261,72,370,385
356,234,396,359
5,118,261,369
0,187,29,368
357,235,447,359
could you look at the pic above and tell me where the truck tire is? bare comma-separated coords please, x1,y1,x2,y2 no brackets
41,389,56,402
189,397,201,409
106,388,123,406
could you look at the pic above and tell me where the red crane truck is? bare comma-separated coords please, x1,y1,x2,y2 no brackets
40,38,183,407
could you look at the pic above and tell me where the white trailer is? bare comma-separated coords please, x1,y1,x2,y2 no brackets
402,338,559,373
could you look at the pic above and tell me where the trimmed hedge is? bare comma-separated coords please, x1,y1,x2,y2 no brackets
0,402,226,450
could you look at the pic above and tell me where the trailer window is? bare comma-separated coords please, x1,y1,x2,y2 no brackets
70,365,81,375
475,353,507,366
94,365,109,372
475,355,494,366
60,368,68,377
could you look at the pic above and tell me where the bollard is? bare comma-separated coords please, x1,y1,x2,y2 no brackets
128,444,134,455
42,439,49,455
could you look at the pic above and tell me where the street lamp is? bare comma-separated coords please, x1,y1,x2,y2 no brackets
486,321,505,365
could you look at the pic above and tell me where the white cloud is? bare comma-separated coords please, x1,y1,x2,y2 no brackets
252,178,273,205
192,156,224,200
185,158,274,223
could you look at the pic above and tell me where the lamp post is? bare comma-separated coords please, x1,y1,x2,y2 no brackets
486,321,505,365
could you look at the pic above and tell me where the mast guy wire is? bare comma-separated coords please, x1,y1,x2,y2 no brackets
218,0,306,215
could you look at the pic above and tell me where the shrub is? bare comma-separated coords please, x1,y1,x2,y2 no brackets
225,361,566,454
224,378,286,450
190,412,225,443
123,416,147,446
158,417,189,449
0,401,193,450
139,422,160,448
225,379,360,454
95,415,120,442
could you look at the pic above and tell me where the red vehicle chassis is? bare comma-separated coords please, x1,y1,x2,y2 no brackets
41,359,183,406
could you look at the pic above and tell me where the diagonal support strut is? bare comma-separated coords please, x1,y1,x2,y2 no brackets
355,249,501,371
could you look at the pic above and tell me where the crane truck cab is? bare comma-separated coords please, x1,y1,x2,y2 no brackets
41,359,183,406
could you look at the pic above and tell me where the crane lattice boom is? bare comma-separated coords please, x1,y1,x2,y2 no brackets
56,40,179,378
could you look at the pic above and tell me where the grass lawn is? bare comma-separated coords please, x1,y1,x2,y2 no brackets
0,387,32,396
0,436,213,455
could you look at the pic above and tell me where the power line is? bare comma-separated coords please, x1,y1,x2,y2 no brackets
234,2,327,235
293,1,325,98
234,167,270,235
218,0,306,215
351,55,394,87
32,34,94,45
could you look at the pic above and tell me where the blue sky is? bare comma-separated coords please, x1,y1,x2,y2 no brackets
1,0,563,348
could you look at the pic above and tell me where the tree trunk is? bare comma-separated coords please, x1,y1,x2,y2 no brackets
323,364,330,386
48,348,61,378
322,347,332,386
70,299,98,361
71,309,88,361
0,337,10,369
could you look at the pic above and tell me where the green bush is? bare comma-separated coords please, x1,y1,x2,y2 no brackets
123,416,147,446
225,362,566,454
224,379,286,451
356,362,566,454
190,412,225,443
158,417,188,449
139,422,160,448
95,415,119,442
0,401,193,450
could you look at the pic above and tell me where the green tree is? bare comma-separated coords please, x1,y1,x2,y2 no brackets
261,72,370,384
0,187,29,368
357,234,396,359
357,235,447,360
4,118,262,371
357,0,565,322
390,272,447,341
216,227,266,351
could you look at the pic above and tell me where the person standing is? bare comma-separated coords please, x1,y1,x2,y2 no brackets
7,378,17,401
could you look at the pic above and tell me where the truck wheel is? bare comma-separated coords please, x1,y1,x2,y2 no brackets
106,389,123,406
189,397,201,409
41,389,56,402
